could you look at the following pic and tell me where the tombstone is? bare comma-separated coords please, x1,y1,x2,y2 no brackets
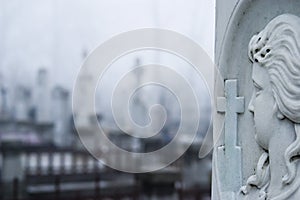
213,0,300,199
14,86,31,121
0,73,3,115
0,87,8,119
36,68,51,123
52,86,71,146
0,73,9,119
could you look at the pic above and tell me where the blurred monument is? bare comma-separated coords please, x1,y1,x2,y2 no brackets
52,86,71,146
14,86,31,121
0,72,8,119
73,57,102,150
36,68,51,123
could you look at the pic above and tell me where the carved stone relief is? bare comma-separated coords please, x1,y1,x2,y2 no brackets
213,1,300,199
239,13,300,200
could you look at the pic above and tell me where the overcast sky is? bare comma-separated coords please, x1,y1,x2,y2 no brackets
0,0,215,90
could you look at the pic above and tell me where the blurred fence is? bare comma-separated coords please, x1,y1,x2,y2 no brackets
0,144,210,200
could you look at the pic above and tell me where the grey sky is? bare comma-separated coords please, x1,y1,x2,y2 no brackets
0,0,215,90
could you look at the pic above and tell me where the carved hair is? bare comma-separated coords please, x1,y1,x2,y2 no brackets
240,152,270,198
248,14,300,185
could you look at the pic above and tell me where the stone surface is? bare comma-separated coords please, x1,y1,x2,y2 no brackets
213,0,300,199
216,80,244,199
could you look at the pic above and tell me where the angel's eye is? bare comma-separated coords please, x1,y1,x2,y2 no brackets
255,89,262,97
253,81,262,96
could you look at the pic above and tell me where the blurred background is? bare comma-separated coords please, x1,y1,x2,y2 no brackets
0,0,215,199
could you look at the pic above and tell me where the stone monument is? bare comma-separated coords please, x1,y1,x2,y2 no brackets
213,0,300,199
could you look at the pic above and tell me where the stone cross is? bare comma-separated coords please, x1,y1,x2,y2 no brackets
217,79,244,199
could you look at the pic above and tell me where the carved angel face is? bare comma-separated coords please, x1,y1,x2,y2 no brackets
245,14,300,192
248,62,278,150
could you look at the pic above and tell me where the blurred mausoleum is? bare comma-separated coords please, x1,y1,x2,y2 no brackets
0,68,71,146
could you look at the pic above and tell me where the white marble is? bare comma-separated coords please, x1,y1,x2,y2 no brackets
213,1,300,199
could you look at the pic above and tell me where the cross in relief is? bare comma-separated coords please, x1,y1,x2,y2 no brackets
217,79,244,200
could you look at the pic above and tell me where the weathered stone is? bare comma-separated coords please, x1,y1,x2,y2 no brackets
214,1,300,199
